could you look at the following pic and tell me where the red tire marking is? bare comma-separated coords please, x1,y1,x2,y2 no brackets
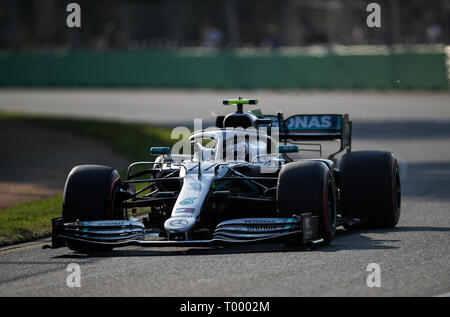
391,157,399,223
109,173,120,218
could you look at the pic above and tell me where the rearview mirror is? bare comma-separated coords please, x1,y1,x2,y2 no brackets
278,145,299,153
150,147,170,155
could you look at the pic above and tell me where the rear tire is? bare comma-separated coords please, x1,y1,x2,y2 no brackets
340,151,401,228
277,161,336,244
62,165,124,252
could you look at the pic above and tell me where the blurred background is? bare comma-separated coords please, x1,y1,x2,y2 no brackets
0,0,449,89
0,0,448,51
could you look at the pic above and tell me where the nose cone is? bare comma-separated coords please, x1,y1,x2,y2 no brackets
164,216,196,233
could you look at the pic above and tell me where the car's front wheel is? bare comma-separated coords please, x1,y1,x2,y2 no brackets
277,161,336,244
62,165,124,252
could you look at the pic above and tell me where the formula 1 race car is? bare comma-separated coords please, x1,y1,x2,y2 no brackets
47,98,401,253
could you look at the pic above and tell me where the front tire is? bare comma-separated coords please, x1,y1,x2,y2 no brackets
62,165,124,252
277,161,336,244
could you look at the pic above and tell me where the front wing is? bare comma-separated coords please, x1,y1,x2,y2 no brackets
47,213,322,250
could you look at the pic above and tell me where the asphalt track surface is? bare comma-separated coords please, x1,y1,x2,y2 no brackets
0,89,449,296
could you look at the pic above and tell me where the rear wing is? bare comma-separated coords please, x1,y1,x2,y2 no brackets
263,113,352,159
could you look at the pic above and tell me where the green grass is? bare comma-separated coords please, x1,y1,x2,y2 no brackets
0,195,62,246
0,112,173,162
0,112,176,246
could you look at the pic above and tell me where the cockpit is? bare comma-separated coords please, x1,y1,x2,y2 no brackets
190,128,279,164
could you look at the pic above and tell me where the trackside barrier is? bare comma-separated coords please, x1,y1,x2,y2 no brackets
0,50,447,89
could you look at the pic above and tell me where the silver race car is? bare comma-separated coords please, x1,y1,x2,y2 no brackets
47,98,401,253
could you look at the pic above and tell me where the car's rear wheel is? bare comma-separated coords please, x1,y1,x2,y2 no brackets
62,165,124,252
339,151,401,228
277,161,336,244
